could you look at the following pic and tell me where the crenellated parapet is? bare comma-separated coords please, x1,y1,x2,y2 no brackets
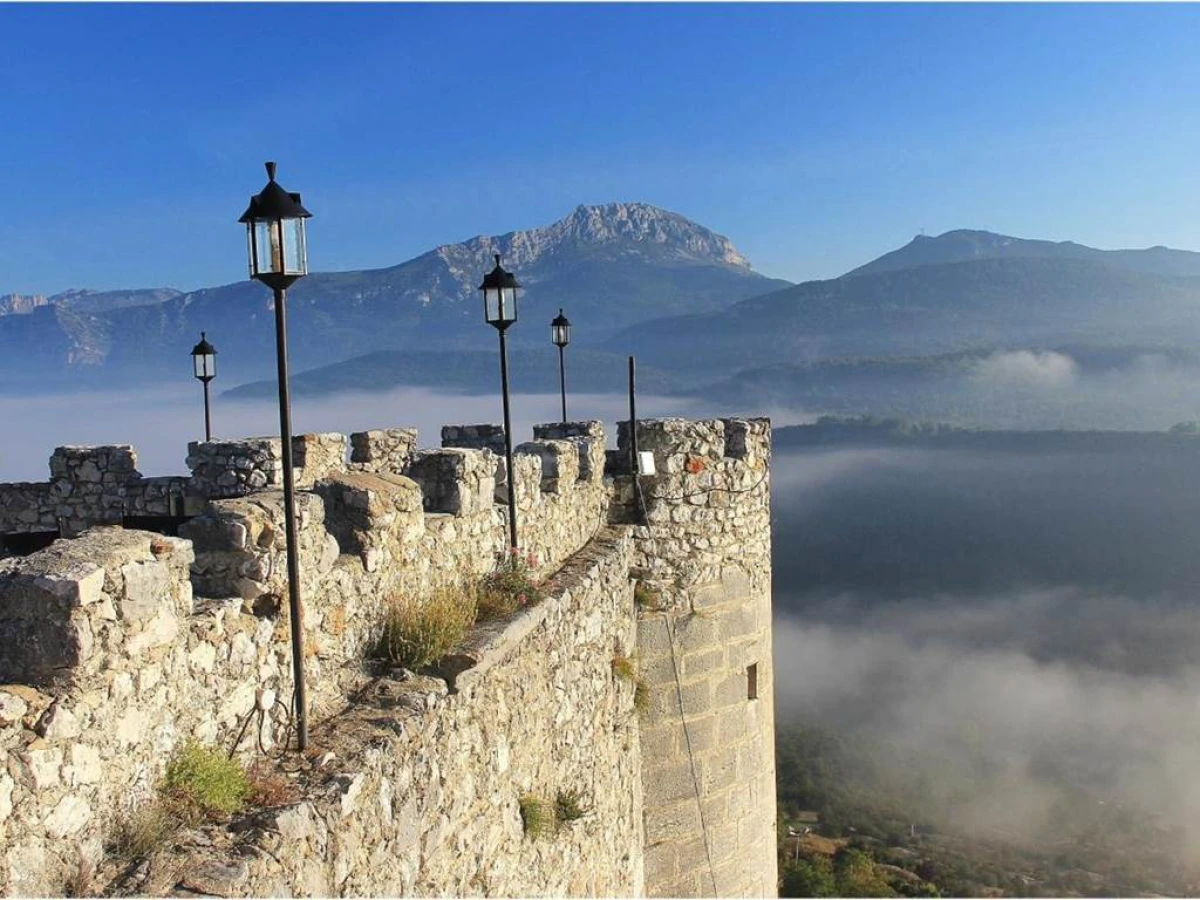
0,445,191,541
0,416,776,899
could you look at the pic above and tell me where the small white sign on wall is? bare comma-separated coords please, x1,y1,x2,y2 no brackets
637,451,656,476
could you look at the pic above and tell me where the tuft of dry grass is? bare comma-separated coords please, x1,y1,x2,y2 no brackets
612,653,651,714
106,800,179,863
633,679,651,714
519,794,555,839
61,856,96,897
476,551,545,622
245,759,301,809
633,581,664,611
377,583,477,671
611,653,637,682
555,789,586,823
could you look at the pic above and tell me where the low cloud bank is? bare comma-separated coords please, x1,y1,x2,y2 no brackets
771,439,1200,863
971,349,1078,389
774,595,1200,855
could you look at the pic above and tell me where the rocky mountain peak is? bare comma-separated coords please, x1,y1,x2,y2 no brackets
435,202,753,273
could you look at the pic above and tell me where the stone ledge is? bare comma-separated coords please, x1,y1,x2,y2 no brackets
441,527,631,694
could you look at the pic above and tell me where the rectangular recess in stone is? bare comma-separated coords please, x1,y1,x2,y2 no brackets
747,662,758,701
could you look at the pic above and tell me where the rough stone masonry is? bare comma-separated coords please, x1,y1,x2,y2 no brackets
0,416,775,898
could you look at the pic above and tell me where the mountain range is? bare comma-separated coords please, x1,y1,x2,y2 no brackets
0,203,785,391
7,214,1200,412
611,230,1200,374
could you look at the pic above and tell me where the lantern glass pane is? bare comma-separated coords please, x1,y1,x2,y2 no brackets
553,323,570,346
249,218,307,276
193,353,215,380
501,287,516,322
252,220,281,275
283,218,307,276
484,287,501,323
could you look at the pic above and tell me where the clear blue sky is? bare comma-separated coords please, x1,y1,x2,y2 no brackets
3,3,1200,295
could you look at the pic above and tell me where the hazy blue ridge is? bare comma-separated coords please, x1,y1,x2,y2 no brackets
0,202,786,392
608,255,1200,374
844,228,1200,279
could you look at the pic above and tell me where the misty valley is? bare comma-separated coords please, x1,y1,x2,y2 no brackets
771,420,1200,897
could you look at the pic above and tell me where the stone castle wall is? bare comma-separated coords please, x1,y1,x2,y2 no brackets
0,417,776,898
618,417,778,898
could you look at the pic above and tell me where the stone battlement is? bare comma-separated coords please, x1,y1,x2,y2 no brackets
0,417,776,898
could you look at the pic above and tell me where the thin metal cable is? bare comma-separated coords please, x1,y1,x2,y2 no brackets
663,613,719,896
645,465,769,503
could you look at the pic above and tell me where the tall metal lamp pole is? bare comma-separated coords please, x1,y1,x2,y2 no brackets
481,254,521,553
238,161,313,751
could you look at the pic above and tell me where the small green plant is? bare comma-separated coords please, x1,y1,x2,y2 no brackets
518,794,555,839
161,741,250,821
106,800,179,862
612,653,651,714
634,678,651,714
555,789,586,823
377,583,477,671
634,581,664,611
476,549,545,622
611,653,637,682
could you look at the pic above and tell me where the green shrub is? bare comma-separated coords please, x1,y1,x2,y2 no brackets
162,741,250,820
519,794,555,839
378,583,476,671
477,550,544,622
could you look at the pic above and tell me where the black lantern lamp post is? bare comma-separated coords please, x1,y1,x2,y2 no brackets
238,161,312,751
550,309,571,423
481,253,521,553
190,332,217,442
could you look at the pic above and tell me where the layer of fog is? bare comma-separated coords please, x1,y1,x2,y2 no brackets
962,349,1200,430
771,441,1200,859
774,604,1200,855
0,384,809,483
971,348,1080,389
730,348,1200,431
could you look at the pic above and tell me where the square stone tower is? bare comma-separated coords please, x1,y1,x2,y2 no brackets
616,418,777,897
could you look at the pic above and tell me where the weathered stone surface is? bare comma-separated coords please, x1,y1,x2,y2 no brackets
624,417,778,898
43,794,91,838
0,690,27,725
350,428,418,476
0,417,774,900
181,859,249,896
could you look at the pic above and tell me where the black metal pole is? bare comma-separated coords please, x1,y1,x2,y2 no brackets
498,326,519,552
629,355,638,472
558,344,567,424
272,286,308,751
202,379,212,442
629,355,646,523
